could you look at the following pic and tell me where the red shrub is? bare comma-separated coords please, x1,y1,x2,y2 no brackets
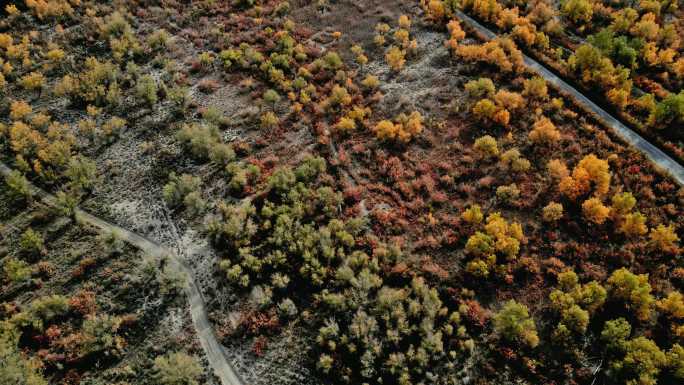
69,290,97,315
252,336,268,357
462,299,489,328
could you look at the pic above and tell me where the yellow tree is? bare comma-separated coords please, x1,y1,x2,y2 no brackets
529,117,561,145
559,154,611,200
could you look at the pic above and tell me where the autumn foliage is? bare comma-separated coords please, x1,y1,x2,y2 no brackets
453,38,525,74
373,111,424,142
559,154,611,200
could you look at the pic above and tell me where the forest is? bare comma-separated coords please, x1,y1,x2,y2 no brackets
1,1,683,385
456,0,684,161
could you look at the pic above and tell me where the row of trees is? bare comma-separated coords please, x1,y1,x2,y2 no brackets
465,77,553,129
452,37,526,74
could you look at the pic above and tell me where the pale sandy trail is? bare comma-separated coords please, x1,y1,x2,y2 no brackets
0,161,244,385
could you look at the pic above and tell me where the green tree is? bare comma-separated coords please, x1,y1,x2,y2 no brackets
147,29,170,51
465,231,494,256
99,229,125,255
612,337,667,385
318,354,334,374
11,295,69,331
262,89,281,109
601,318,631,351
473,135,499,158
176,123,221,161
19,228,44,257
550,271,606,334
162,173,203,212
0,325,47,385
54,189,80,218
588,29,639,69
80,314,123,356
561,0,593,24
560,304,589,334
649,91,684,129
568,44,630,92
5,170,32,203
670,344,684,380
464,78,495,99
135,74,158,106
493,300,539,347
153,352,202,385
65,155,97,191
607,268,655,321
3,258,32,283
611,192,636,215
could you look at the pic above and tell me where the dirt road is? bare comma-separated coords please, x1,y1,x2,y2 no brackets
453,9,684,187
0,161,244,385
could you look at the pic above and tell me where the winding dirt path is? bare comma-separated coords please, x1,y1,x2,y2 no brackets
0,161,244,385
453,10,684,187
